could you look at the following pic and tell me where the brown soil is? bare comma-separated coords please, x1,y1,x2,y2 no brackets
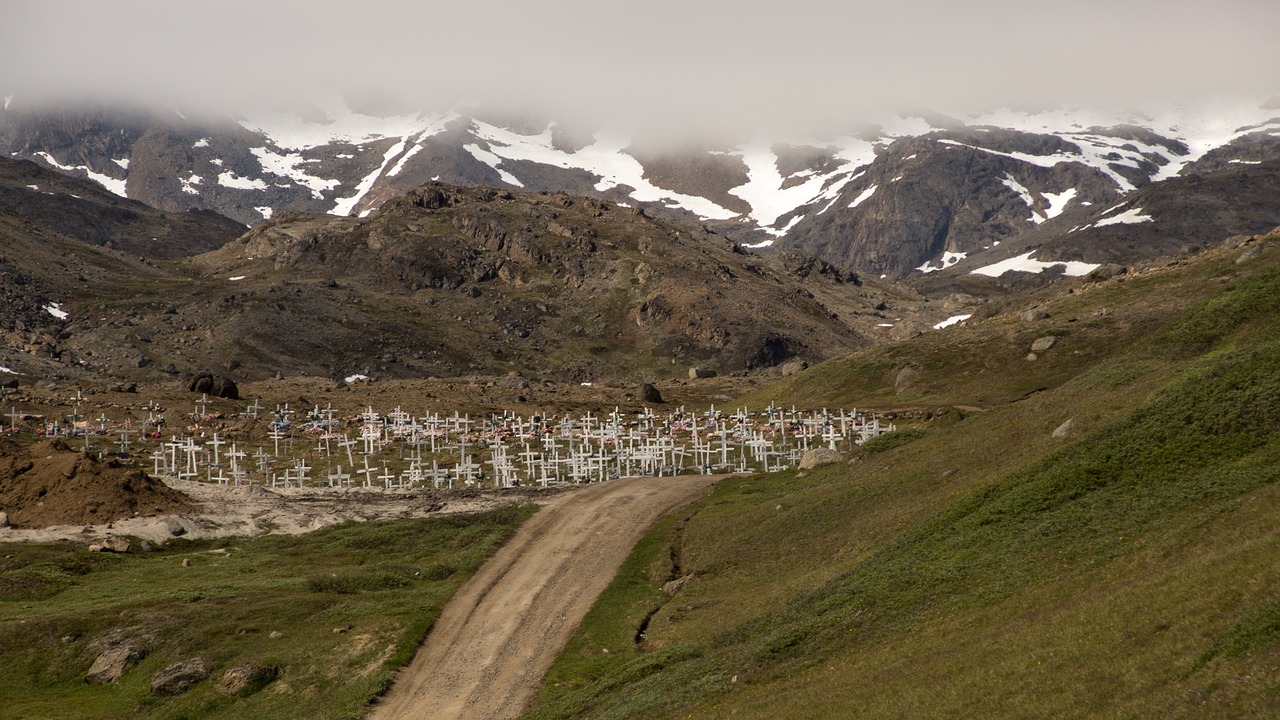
0,438,193,528
368,473,724,720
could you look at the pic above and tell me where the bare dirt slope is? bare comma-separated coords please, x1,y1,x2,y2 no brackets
368,473,725,720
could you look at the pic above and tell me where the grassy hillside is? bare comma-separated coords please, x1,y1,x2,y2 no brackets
524,234,1280,718
0,506,534,720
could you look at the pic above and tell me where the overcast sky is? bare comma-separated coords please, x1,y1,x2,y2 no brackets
4,0,1278,133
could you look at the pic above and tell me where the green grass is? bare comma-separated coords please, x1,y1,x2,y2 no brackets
0,505,535,720
523,237,1280,718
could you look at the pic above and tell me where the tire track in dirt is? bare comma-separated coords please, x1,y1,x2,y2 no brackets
367,474,725,720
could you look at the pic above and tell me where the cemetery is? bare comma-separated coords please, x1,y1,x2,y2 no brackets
3,383,893,497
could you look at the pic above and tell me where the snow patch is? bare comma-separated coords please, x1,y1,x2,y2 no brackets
933,314,972,330
112,158,129,170
848,185,877,208
44,302,68,320
3,94,12,110
344,374,369,383
229,276,246,281
1229,159,1262,165
971,251,1100,277
217,171,268,190
1095,207,1153,227
250,146,340,199
464,143,524,187
473,121,737,221
192,138,209,148
1000,173,1040,222
181,174,203,195
255,206,273,220
1042,188,1077,220
330,114,453,217
33,151,127,197
0,365,15,374
917,251,968,274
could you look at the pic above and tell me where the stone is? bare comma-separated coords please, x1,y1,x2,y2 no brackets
1030,336,1058,353
102,537,131,553
188,372,239,399
1087,263,1127,281
1052,418,1075,439
217,663,278,694
894,366,919,392
798,447,843,469
85,645,142,684
688,366,717,379
150,658,210,696
779,360,808,377
268,631,284,639
1026,353,1038,362
0,511,7,527
1236,244,1265,265
640,383,663,403
164,518,187,537
1021,308,1050,322
662,573,696,596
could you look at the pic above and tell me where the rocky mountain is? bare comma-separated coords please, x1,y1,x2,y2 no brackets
5,95,1277,279
1,179,938,386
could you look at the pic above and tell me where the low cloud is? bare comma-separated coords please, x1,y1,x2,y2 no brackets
4,0,1278,136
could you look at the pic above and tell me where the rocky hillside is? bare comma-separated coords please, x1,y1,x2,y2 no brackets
0,156,244,257
1,181,938,385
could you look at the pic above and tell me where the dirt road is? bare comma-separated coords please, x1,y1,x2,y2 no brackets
367,474,724,720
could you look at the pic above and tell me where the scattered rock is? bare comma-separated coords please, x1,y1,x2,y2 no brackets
85,644,143,685
688,366,717,379
1030,336,1058,353
640,383,663,403
779,360,808,377
662,573,696,596
150,658,210,696
799,447,843,469
217,663,278,695
1052,418,1075,439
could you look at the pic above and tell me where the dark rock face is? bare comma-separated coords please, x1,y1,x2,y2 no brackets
189,372,239,399
781,132,1125,279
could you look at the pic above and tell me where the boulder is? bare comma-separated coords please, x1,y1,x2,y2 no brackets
0,511,7,527
1087,263,1127,281
102,537,131,553
150,658,210,696
1052,418,1075,439
85,645,143,684
1030,336,1058,353
798,447,843,469
217,663,278,694
779,360,808,377
188,372,239,400
1021,308,1050,322
640,383,663,403
688,366,717,379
